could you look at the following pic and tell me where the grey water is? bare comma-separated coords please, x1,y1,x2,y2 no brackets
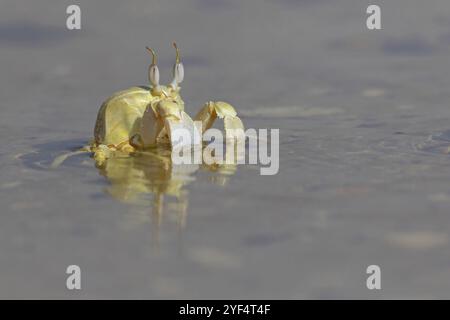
2,0,450,298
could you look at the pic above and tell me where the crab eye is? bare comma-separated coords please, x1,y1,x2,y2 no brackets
146,46,160,88
170,42,184,88
173,61,184,84
149,64,160,87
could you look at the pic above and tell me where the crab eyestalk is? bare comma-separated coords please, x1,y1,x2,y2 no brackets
170,42,184,90
146,46,161,93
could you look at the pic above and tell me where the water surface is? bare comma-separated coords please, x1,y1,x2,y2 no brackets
2,0,450,298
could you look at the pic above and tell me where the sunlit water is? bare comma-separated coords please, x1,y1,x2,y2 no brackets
2,0,450,298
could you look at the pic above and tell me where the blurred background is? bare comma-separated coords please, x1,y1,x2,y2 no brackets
2,0,450,298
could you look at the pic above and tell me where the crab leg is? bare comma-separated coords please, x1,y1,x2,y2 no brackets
50,147,91,169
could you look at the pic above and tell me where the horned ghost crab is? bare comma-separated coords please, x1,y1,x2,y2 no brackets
90,43,244,165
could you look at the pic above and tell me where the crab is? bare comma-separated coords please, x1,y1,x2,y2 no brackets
88,43,244,165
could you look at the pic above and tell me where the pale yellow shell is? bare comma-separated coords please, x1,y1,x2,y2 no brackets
93,86,184,148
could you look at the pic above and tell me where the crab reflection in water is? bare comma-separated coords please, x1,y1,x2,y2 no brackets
95,145,239,229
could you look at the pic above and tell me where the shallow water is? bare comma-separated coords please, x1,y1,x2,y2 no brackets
2,0,450,298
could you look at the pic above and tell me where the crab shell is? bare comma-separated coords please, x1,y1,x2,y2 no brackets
93,85,184,148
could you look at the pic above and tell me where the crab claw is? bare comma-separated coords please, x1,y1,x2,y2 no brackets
139,100,200,149
137,102,165,148
194,101,244,139
164,110,201,148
